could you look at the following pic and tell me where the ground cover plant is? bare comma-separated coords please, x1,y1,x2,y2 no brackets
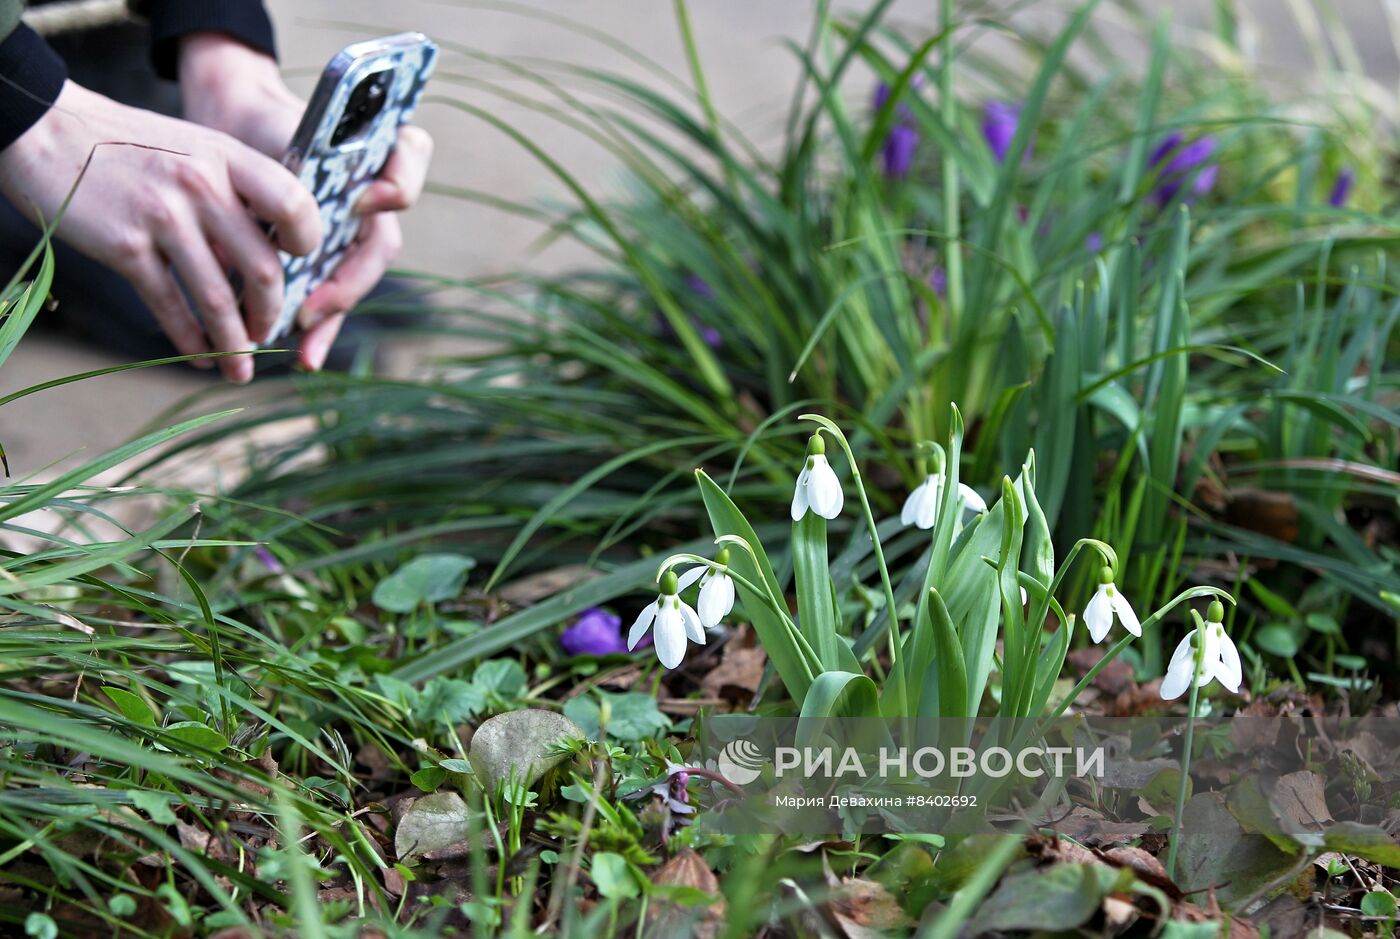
1,0,1399,935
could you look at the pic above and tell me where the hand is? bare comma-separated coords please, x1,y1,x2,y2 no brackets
179,34,433,371
0,81,322,383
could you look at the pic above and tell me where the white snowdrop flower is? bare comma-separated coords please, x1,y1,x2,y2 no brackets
694,548,735,628
1083,566,1141,644
900,473,989,530
1161,600,1241,701
791,434,843,521
628,570,706,669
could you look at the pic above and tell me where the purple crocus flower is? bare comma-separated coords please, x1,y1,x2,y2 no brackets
1150,133,1218,206
982,101,1021,163
882,123,920,178
253,545,285,576
1085,231,1103,253
928,266,947,298
685,273,715,300
873,80,922,179
1329,168,1354,208
561,607,644,656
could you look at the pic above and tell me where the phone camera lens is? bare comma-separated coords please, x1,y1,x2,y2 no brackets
331,69,393,146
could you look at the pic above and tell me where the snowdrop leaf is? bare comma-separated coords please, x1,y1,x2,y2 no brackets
792,512,841,670
696,469,812,701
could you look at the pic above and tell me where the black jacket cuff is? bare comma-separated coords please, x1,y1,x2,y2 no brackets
0,24,67,151
147,1,277,81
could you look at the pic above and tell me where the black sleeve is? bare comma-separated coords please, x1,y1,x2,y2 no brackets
0,24,68,151
147,0,278,81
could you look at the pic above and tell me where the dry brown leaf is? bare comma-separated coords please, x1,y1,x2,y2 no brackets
699,638,766,702
1051,807,1153,847
498,565,601,606
646,848,725,939
1225,489,1299,544
1066,648,1135,696
1102,895,1139,930
1267,771,1333,830
829,878,910,938
177,822,228,862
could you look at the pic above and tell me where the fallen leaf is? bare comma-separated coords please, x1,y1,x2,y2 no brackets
646,848,725,939
498,565,600,606
394,791,469,862
1267,771,1333,831
829,878,910,938
699,636,766,702
468,709,584,793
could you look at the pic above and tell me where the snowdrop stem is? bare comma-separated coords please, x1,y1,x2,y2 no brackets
1045,630,1135,724
1166,627,1207,881
799,415,903,705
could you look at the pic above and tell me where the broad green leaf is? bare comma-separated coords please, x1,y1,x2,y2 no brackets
160,722,228,754
372,553,475,613
104,687,157,726
591,852,641,899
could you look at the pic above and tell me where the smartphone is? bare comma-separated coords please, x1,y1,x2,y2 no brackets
266,32,438,344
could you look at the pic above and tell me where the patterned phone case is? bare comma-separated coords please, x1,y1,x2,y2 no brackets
267,32,438,343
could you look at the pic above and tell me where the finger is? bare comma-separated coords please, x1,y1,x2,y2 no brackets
356,125,433,214
124,250,215,369
156,219,254,384
202,202,284,345
299,213,402,328
226,146,322,256
298,311,345,372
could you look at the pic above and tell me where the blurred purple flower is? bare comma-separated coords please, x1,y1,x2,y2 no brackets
928,266,947,298
253,545,285,576
1329,168,1354,208
657,274,723,350
1150,133,1218,206
561,607,644,656
982,101,1022,163
685,273,715,300
873,80,922,179
1085,231,1103,253
882,124,920,178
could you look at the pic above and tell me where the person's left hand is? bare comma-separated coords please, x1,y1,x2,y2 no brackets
178,32,433,371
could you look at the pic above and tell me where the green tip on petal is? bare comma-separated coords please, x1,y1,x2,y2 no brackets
715,547,731,566
806,433,825,456
659,570,679,595
1207,599,1225,623
1099,566,1114,585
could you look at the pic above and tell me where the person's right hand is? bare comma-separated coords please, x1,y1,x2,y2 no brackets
0,80,322,383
